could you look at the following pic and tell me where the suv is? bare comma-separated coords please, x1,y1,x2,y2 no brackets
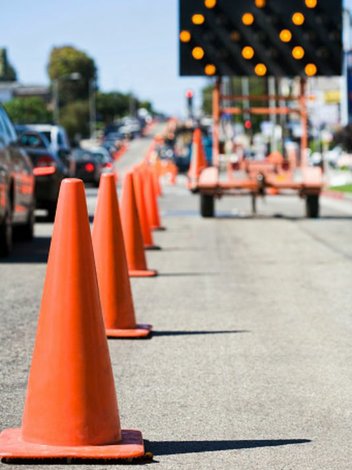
17,124,72,170
0,106,35,256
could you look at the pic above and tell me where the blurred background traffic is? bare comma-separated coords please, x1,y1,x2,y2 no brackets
1,0,352,257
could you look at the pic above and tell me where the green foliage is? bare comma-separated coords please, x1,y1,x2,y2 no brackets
96,92,130,124
96,93,154,125
60,100,90,142
0,48,17,82
4,97,52,124
330,184,352,193
333,125,352,152
47,46,97,105
202,84,213,115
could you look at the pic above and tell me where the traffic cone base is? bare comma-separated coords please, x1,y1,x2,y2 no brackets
106,323,152,339
0,429,144,460
129,269,158,278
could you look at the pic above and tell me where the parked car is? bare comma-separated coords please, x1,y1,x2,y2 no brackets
71,149,113,186
17,130,69,221
0,106,35,257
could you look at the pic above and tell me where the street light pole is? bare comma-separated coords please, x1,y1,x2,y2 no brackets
52,72,82,126
53,79,59,124
89,78,96,139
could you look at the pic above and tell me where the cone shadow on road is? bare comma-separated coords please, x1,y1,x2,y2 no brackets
146,439,311,456
152,330,249,337
158,272,220,277
0,237,51,264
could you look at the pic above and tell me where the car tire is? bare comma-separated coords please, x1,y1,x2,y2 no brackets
47,201,57,222
306,195,320,219
16,202,35,241
200,194,215,218
0,205,13,257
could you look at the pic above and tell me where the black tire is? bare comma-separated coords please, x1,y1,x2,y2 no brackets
47,201,57,222
16,203,35,241
306,195,320,219
0,206,13,257
200,194,215,218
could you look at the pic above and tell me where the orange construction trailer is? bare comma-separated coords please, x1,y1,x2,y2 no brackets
191,78,323,219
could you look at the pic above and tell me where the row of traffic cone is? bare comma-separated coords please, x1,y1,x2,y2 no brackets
0,165,165,461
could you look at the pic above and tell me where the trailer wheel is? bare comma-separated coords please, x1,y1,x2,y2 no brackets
200,194,215,218
305,195,320,219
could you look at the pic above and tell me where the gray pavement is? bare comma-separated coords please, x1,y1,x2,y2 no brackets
1,135,352,469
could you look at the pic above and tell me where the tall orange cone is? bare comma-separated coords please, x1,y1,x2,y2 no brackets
152,164,163,197
0,179,144,460
121,172,157,277
92,174,152,338
188,127,207,181
133,168,160,250
145,167,165,231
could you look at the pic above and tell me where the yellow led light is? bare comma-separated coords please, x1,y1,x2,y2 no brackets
305,63,317,76
192,46,205,60
292,46,305,59
280,29,292,43
255,63,267,76
192,14,205,25
242,46,255,60
255,0,266,7
204,0,217,8
292,12,305,25
305,0,317,8
180,30,191,43
242,13,254,26
205,64,216,75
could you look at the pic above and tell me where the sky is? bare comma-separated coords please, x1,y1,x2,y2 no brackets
2,0,352,116
2,0,206,116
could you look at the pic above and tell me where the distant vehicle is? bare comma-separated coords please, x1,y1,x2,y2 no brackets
103,132,125,157
0,106,35,256
173,127,213,172
16,124,72,170
17,130,69,221
119,117,142,139
72,148,113,186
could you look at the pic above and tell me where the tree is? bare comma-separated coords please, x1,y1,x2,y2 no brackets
60,100,90,143
202,83,213,115
96,92,130,125
0,48,17,82
47,46,97,105
333,125,352,152
4,97,52,124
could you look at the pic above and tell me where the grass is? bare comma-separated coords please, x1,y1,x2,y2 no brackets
329,184,352,193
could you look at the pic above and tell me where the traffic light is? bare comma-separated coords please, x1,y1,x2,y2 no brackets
186,89,194,116
179,0,343,77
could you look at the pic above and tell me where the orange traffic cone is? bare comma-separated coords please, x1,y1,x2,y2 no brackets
145,168,165,231
0,179,144,460
188,128,207,181
121,172,157,278
92,174,152,338
133,168,160,250
152,164,163,197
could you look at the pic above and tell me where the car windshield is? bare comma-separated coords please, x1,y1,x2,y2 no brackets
72,149,93,161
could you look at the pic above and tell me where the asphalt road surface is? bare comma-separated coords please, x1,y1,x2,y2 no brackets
1,131,352,469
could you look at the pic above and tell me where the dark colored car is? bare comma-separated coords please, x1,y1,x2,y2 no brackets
0,106,35,257
17,130,69,221
72,149,113,186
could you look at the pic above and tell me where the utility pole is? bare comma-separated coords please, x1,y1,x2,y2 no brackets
89,78,97,139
